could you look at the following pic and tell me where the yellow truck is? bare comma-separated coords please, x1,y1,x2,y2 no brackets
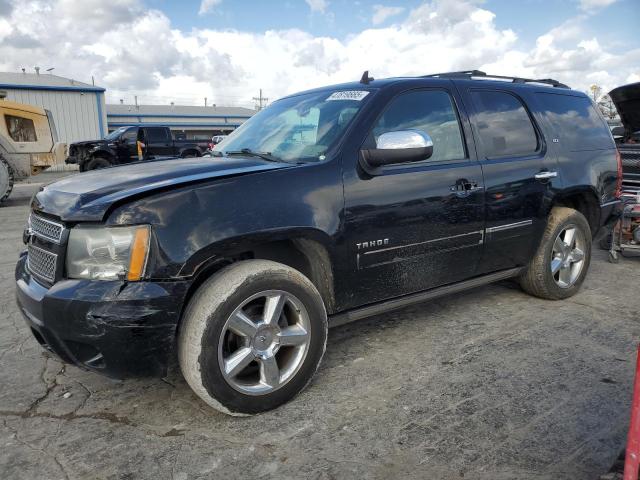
0,97,66,203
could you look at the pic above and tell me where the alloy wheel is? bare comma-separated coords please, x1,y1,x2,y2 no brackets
551,224,586,288
217,290,311,395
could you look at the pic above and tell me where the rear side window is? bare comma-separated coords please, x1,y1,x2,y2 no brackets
536,93,613,151
5,114,37,142
470,90,538,158
371,90,466,162
146,128,169,142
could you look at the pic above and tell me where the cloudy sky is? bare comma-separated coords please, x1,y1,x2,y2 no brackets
0,0,638,108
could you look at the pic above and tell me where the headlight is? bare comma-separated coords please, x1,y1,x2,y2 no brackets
66,225,150,281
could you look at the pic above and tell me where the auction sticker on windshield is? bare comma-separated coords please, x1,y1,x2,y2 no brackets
326,91,370,101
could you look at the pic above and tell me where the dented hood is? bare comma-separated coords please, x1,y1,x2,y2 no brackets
32,156,291,221
610,82,640,134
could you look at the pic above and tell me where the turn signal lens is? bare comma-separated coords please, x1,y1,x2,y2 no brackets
127,226,150,281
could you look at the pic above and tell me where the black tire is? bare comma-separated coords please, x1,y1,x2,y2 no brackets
85,156,113,171
178,260,328,415
181,150,200,158
519,206,592,300
0,154,14,204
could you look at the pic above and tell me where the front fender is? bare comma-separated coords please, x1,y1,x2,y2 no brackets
177,227,335,277
90,148,117,161
106,161,345,280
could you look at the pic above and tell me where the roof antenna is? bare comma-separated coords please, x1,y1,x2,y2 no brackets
360,70,374,85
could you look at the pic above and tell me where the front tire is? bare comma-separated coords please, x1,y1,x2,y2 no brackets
178,260,328,415
0,154,14,204
519,206,592,300
85,156,113,171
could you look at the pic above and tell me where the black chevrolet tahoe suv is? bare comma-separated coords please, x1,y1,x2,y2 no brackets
16,71,621,415
66,126,208,171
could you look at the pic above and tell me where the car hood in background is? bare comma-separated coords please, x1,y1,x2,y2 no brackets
32,157,291,221
609,82,640,134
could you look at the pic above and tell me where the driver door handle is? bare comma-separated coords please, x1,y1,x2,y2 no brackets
534,170,558,180
450,180,483,197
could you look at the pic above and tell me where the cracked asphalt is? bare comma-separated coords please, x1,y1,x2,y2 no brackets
1,176,639,480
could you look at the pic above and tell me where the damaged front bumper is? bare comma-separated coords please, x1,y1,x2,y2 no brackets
15,253,190,379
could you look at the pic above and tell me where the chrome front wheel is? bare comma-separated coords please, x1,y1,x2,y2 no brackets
551,224,586,288
218,290,312,395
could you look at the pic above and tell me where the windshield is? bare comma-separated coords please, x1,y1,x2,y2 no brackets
217,89,372,162
104,127,129,141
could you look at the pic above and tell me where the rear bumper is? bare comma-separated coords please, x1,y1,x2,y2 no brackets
64,156,78,165
15,253,190,379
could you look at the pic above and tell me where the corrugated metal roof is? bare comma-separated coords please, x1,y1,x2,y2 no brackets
0,72,103,90
106,104,256,118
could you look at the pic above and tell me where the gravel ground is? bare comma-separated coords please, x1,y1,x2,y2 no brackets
1,178,639,480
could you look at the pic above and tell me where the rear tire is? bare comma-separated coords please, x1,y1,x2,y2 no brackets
85,156,113,171
0,154,14,204
178,260,328,415
519,206,592,300
181,150,200,158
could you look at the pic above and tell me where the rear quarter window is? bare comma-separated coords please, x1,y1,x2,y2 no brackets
536,93,614,151
470,90,539,159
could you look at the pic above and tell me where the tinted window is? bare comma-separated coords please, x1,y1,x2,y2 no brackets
5,115,37,142
372,90,465,162
470,90,538,158
146,128,169,142
536,93,613,151
121,129,138,142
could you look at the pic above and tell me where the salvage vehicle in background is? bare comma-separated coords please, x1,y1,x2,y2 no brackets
0,96,66,204
65,125,209,171
206,134,228,154
610,82,640,194
600,82,640,259
211,134,227,146
16,71,620,415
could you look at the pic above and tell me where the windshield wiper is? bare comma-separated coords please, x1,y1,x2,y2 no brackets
225,148,282,163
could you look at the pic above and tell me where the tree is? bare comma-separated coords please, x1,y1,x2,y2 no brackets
598,94,618,120
589,84,602,102
588,84,619,120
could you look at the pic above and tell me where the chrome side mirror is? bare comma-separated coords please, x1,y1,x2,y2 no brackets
362,130,434,167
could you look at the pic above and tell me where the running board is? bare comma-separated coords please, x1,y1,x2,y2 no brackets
328,267,523,328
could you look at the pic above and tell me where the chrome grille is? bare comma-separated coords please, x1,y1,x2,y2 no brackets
27,244,57,283
30,214,64,243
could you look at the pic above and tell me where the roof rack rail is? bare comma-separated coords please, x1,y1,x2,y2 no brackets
423,70,570,89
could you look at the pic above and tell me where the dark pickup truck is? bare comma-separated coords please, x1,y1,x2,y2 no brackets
16,71,620,415
65,125,209,171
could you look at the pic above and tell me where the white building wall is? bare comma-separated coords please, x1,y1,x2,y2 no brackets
3,89,107,144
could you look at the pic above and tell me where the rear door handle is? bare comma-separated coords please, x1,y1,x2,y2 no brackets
535,171,558,180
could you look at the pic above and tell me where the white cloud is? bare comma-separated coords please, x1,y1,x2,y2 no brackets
305,0,328,14
372,5,405,25
0,0,637,112
578,0,617,11
198,0,222,16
